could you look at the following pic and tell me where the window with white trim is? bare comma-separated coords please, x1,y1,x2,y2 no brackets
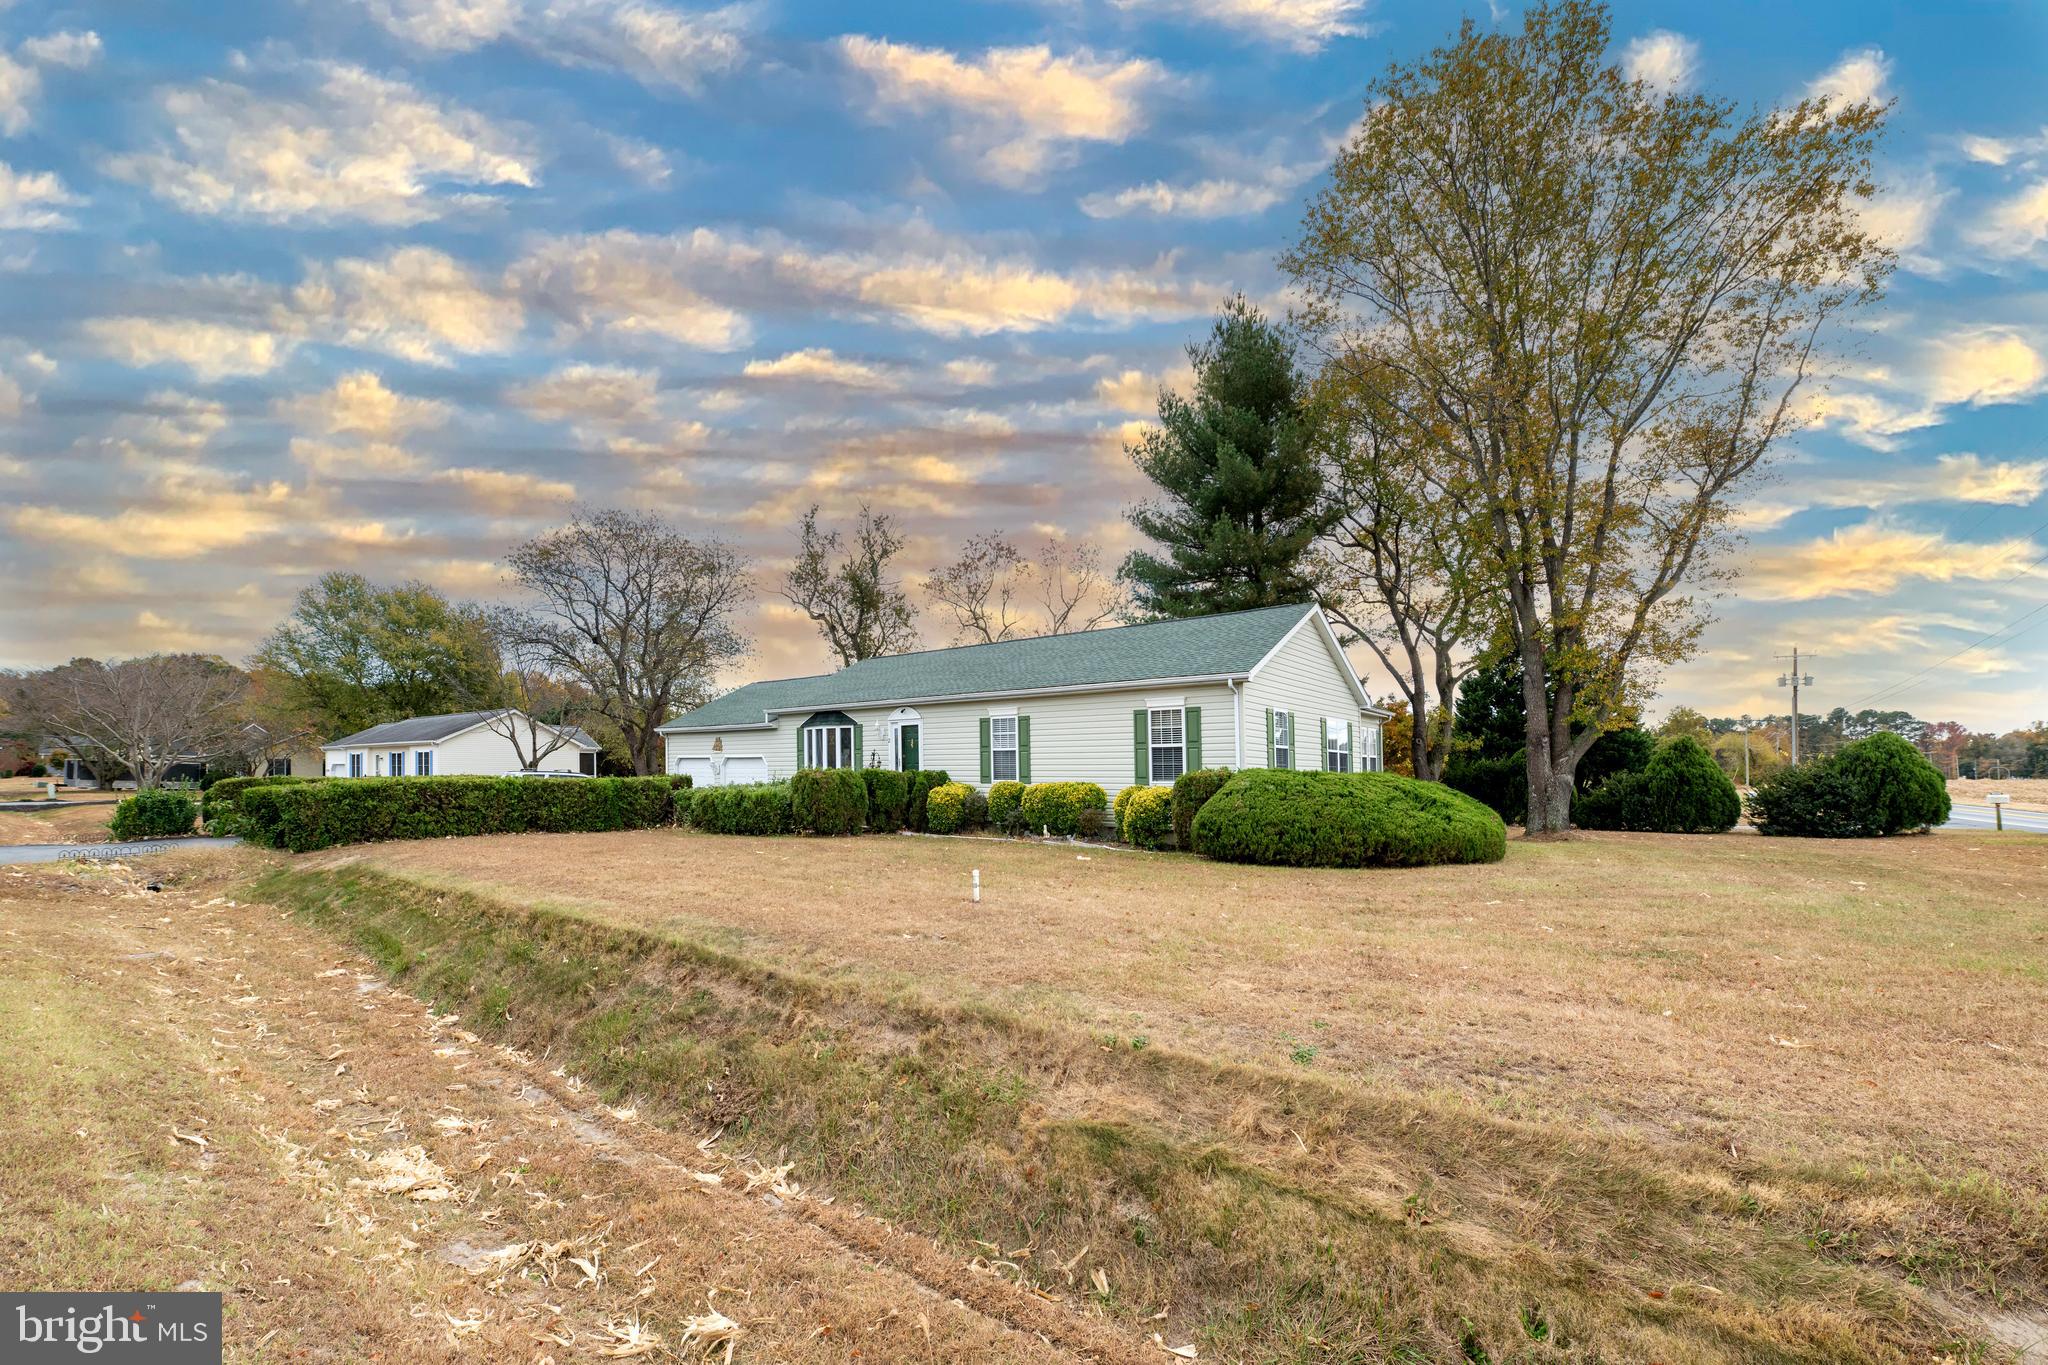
1326,719,1352,773
1272,711,1292,769
803,721,856,769
990,716,1019,782
1149,707,1185,784
1363,725,1382,773
349,752,364,778
389,749,406,777
416,749,434,776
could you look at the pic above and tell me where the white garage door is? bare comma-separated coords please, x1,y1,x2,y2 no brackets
674,756,770,787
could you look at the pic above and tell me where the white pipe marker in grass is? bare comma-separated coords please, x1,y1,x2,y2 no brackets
972,868,981,903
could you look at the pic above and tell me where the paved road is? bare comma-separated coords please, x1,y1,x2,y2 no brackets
0,837,242,866
1943,802,2048,833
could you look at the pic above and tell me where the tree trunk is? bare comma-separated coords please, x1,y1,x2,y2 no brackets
1518,645,1576,837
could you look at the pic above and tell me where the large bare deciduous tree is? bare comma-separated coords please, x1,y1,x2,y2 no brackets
782,503,918,666
1286,0,1890,833
3,654,249,788
925,534,1129,645
1311,362,1489,783
499,508,750,776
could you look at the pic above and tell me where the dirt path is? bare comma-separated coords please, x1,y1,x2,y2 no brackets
0,851,1156,1363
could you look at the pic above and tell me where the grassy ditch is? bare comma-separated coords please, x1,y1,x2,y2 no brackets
250,862,2037,1363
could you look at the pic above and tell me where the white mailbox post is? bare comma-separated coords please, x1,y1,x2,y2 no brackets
1988,791,2010,831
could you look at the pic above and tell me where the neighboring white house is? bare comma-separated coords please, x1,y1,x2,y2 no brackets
320,710,600,778
659,602,1389,793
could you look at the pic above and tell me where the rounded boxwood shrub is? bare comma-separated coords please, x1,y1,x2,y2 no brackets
1749,732,1949,837
1169,767,1233,850
792,767,868,835
904,769,952,832
1443,751,1527,826
1019,781,1108,837
1120,785,1173,849
111,788,197,840
862,769,910,830
924,781,976,834
1573,736,1740,833
1191,769,1506,868
989,780,1026,828
1112,784,1137,834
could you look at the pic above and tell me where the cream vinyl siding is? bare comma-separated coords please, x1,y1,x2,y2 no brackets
1242,614,1383,770
665,681,1240,797
324,720,589,777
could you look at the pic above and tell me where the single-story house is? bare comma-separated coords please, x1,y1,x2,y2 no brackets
660,602,1389,793
320,710,601,778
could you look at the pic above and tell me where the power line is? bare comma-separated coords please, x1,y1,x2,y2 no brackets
1844,533,2048,711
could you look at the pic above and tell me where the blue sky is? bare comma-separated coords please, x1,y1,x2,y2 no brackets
2,0,2046,730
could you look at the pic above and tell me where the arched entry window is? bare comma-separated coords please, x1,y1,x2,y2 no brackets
887,707,921,771
800,711,859,769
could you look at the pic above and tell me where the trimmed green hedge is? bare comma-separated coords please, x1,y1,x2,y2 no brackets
1443,752,1527,826
1120,785,1173,850
111,788,197,840
925,781,977,834
988,780,1026,830
1170,767,1233,850
1018,781,1107,837
862,769,910,830
905,770,951,832
1190,769,1506,868
202,774,326,834
792,768,868,836
1748,733,1950,837
688,781,792,836
238,775,682,852
1573,736,1740,834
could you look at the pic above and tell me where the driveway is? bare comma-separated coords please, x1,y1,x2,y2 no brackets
1943,802,2048,833
0,837,242,866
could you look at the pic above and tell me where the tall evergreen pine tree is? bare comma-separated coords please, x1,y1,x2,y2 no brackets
1121,297,1327,618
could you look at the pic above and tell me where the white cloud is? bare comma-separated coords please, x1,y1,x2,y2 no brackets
0,160,81,229
512,222,1218,340
1081,174,1295,220
8,464,304,558
1622,30,1697,95
433,465,576,510
278,371,448,440
1925,327,2047,407
1937,452,2048,505
82,317,289,380
1747,519,2035,601
839,37,1166,187
1955,128,2048,167
1736,453,2048,527
359,0,746,96
0,53,38,135
1807,46,1890,106
943,358,995,386
509,363,662,424
1109,0,1366,53
104,59,537,225
296,246,525,363
1860,172,1949,271
743,348,896,388
19,30,102,69
1968,180,2048,261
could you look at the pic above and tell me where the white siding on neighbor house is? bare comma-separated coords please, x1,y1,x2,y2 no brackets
1241,614,1383,771
323,722,589,777
664,681,1247,797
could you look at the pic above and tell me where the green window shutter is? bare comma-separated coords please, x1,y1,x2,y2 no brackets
979,717,992,783
797,726,805,770
1132,710,1149,785
1185,707,1202,772
853,722,865,770
1017,716,1032,784
1265,708,1274,768
1320,718,1329,771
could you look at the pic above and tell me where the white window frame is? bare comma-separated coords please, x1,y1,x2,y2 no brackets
1326,719,1352,773
1149,706,1185,786
990,715,1019,783
1273,711,1292,770
389,749,407,777
349,752,364,778
803,723,855,770
416,749,434,776
1363,725,1382,773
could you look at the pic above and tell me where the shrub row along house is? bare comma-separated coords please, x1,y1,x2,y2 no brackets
659,603,1389,794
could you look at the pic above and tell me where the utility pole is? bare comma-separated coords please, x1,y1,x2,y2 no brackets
1740,713,1753,787
1776,649,1815,765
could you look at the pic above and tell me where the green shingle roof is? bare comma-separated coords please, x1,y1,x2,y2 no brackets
662,602,1323,731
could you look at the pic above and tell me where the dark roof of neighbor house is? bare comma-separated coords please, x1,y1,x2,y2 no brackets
324,710,597,749
663,602,1339,731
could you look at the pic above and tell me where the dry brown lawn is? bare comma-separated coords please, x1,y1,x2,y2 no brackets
356,827,2048,1200
1950,776,2048,812
0,852,1135,1363
0,801,113,845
